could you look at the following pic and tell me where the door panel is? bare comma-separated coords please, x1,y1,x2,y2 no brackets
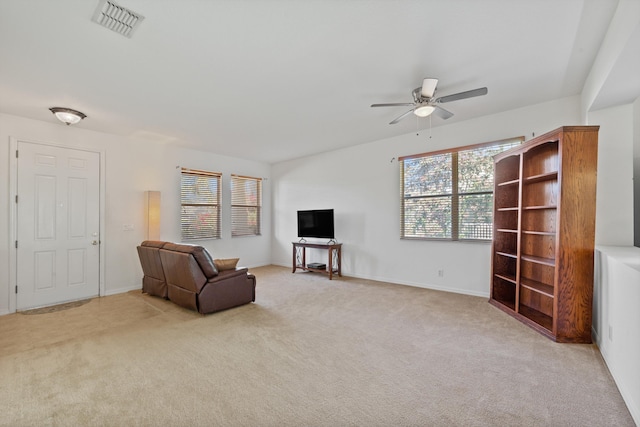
17,142,100,310
35,175,56,239
34,251,55,290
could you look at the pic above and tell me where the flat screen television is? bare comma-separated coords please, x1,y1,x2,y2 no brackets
297,209,334,239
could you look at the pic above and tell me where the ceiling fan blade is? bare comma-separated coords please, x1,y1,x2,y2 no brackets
421,78,438,98
389,109,415,124
433,105,454,120
371,102,415,107
437,87,488,103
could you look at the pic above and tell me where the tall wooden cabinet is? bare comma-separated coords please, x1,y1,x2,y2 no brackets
490,126,599,343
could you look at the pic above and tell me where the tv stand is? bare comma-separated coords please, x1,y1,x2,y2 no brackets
292,242,342,280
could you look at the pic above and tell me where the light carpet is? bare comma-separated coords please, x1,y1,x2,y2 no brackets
0,265,634,426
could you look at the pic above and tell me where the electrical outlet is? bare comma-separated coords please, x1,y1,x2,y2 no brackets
438,269,444,277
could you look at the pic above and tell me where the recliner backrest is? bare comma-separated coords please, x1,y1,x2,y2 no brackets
136,240,168,298
159,243,218,294
162,243,218,279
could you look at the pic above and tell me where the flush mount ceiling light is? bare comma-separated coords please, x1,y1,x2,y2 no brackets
413,104,436,117
49,107,87,125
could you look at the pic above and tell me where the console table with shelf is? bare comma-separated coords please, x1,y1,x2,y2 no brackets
292,241,342,280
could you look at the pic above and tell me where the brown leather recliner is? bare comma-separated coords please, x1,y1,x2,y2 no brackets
136,240,168,298
158,242,256,314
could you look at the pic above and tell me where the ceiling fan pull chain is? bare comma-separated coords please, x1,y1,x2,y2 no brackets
429,115,432,139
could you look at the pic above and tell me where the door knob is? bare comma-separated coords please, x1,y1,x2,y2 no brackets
92,240,99,245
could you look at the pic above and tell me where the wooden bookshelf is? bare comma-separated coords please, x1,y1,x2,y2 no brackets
489,126,599,343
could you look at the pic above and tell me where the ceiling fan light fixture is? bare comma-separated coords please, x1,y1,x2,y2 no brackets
414,105,435,117
49,107,87,125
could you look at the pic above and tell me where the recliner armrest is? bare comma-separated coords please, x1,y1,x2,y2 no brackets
207,267,249,284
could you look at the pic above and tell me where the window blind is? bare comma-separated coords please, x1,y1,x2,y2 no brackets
400,137,523,241
180,168,221,240
231,174,262,237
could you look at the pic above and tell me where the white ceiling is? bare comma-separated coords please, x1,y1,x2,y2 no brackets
0,0,637,164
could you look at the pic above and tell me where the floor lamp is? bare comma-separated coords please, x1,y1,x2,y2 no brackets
145,191,161,240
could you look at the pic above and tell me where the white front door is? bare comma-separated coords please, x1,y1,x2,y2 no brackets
16,141,100,310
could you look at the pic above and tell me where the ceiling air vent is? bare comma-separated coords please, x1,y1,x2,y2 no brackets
92,0,144,38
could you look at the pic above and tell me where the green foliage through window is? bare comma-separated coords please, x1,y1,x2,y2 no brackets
400,138,522,240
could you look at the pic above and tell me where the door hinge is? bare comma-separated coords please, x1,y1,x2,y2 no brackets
15,241,18,249
15,150,18,158
15,195,18,203
15,286,18,294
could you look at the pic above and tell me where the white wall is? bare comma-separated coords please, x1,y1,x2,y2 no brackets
272,96,582,297
590,104,635,246
634,96,640,246
0,113,271,314
589,101,639,427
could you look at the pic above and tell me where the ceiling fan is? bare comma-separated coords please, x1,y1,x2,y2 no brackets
371,78,488,124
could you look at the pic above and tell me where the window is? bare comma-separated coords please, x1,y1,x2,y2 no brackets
400,137,522,241
231,174,262,237
180,168,221,240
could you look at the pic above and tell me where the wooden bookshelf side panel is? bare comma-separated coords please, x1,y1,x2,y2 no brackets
555,129,598,343
555,280,593,342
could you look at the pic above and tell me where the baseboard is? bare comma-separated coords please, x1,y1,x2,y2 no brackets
615,377,640,427
274,262,490,298
592,326,607,359
379,277,490,298
604,352,640,426
103,284,142,297
593,326,639,426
